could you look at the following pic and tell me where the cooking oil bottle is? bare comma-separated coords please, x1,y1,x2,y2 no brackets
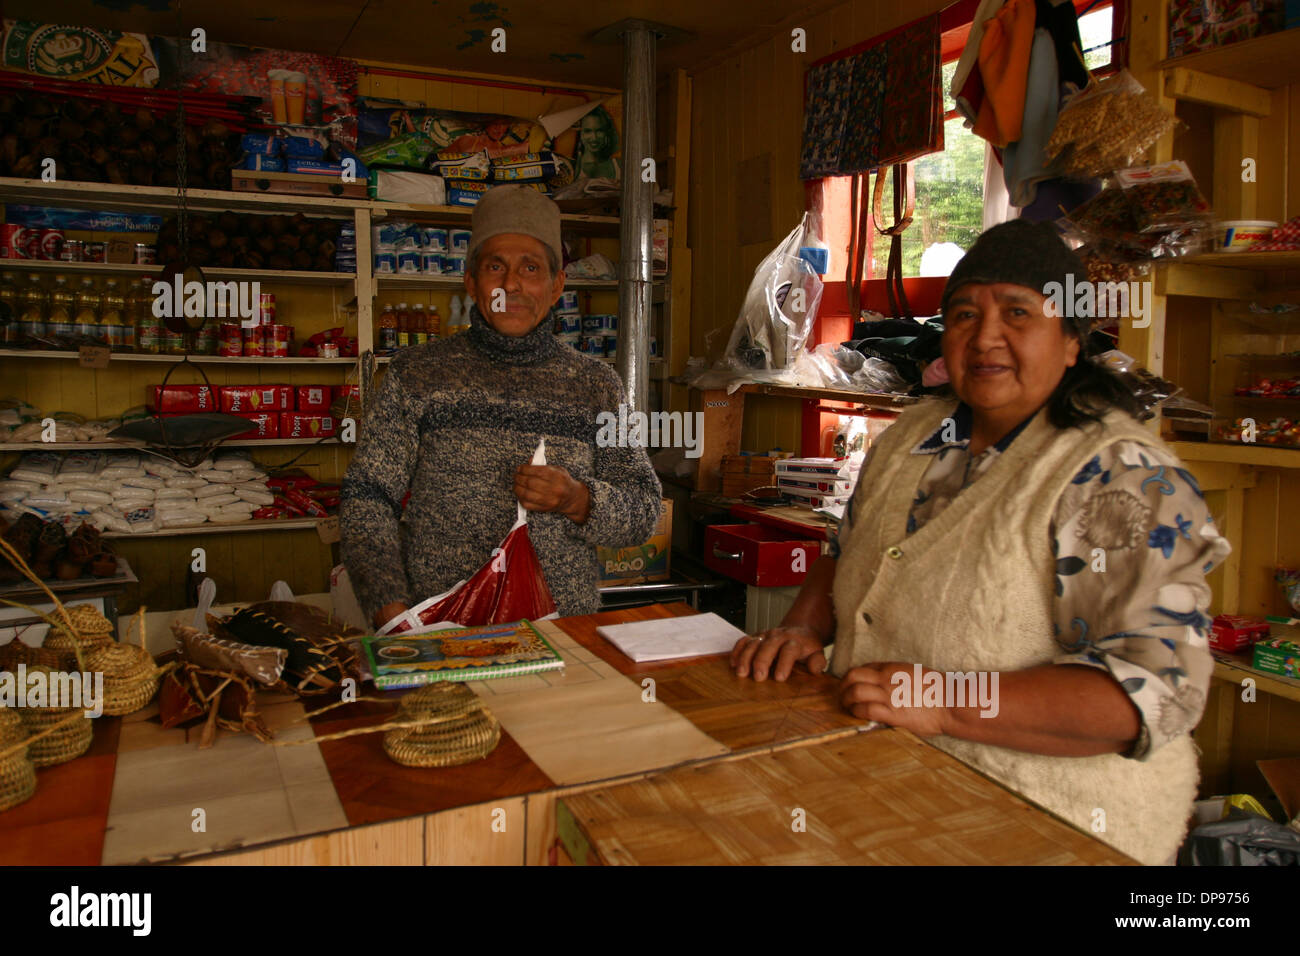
0,273,19,346
49,276,77,341
17,273,47,343
73,277,102,343
101,278,127,351
133,276,162,354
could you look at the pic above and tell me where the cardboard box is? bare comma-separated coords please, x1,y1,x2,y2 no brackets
1252,635,1300,678
280,412,336,438
295,385,332,412
597,498,672,584
150,385,215,413
1209,614,1271,652
229,412,279,440
220,385,293,413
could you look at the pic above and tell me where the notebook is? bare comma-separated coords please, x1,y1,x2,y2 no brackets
596,613,746,663
361,619,564,689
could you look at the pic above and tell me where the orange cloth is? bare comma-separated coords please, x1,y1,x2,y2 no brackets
973,0,1036,148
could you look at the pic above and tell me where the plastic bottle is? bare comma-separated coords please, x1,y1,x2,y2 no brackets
17,273,47,342
101,278,126,351
378,303,398,353
73,277,102,343
49,276,76,340
411,304,427,346
0,274,19,346
427,303,442,339
448,295,463,335
396,302,410,349
133,277,162,354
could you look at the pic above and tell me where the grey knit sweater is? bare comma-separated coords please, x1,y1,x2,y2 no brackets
341,305,662,625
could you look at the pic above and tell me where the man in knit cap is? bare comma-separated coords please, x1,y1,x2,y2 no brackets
341,185,662,629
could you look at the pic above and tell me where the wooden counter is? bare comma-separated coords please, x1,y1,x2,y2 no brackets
0,602,1128,866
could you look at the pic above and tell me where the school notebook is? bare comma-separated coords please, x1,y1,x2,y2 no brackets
361,619,565,689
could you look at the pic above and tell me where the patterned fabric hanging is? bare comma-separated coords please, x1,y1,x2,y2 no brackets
799,13,943,179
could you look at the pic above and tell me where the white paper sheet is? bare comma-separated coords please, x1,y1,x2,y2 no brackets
596,612,746,663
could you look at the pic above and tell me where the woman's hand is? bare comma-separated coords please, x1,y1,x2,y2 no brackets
838,662,949,737
374,602,410,630
731,625,827,682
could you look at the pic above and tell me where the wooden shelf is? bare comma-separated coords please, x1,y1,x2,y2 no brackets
1170,440,1300,468
1175,251,1300,270
371,200,619,232
737,382,918,409
101,517,323,539
0,259,355,286
1212,650,1300,704
0,178,361,217
1157,30,1300,90
373,275,629,291
0,438,341,451
0,349,358,365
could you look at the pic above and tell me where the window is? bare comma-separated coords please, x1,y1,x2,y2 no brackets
817,0,1123,286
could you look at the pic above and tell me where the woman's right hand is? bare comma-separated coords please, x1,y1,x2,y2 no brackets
374,602,410,630
731,625,827,682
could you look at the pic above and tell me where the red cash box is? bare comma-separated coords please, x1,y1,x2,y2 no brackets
220,385,293,413
704,523,821,588
280,412,336,438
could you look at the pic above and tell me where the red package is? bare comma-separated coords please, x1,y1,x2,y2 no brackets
333,384,361,403
229,412,279,440
284,488,327,517
295,386,332,412
273,494,307,517
302,484,340,501
252,507,288,520
1209,614,1270,653
150,385,215,413
267,470,318,491
221,385,293,413
280,412,336,438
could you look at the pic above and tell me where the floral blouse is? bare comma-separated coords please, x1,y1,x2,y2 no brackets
831,403,1231,760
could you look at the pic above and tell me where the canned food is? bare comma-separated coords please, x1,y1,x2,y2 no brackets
218,323,242,356
259,292,275,326
0,224,28,259
39,228,64,260
271,324,291,357
58,239,84,262
162,328,186,355
193,324,218,355
319,341,340,359
133,243,156,265
82,241,106,263
243,324,265,357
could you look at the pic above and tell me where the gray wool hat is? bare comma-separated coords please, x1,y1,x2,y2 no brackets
940,219,1089,338
468,184,564,267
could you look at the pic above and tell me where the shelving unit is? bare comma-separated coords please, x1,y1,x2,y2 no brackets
0,438,341,450
100,518,322,539
0,348,359,365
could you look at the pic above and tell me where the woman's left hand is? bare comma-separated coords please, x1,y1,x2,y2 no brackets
838,662,950,737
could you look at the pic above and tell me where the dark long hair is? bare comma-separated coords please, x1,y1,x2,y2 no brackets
1046,325,1147,429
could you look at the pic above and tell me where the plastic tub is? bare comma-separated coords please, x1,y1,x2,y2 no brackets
1214,220,1277,252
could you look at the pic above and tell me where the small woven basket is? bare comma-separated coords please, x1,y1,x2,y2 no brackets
382,683,501,768
0,708,37,813
17,666,93,767
42,607,115,669
84,643,161,717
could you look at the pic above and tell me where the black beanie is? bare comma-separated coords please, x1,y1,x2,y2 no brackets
940,219,1090,340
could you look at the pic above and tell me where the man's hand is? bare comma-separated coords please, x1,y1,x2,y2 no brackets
515,463,590,523
838,662,950,737
731,625,827,682
374,602,410,630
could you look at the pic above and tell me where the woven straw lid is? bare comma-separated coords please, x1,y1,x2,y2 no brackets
383,683,501,768
83,643,161,717
54,605,114,638
0,708,37,813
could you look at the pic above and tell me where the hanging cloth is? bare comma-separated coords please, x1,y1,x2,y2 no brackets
872,164,916,320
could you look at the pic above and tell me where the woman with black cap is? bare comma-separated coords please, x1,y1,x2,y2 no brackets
731,219,1229,865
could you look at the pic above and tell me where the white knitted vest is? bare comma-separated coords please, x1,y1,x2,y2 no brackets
831,398,1199,865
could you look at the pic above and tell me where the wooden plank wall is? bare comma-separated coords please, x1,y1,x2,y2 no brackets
688,0,952,453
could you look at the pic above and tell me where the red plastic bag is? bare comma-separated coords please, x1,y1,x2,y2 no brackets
377,440,557,633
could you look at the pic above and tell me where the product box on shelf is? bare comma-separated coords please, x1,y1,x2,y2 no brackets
1252,634,1300,678
280,413,336,438
1209,614,1271,652
597,499,672,585
150,385,216,413
220,385,294,413
228,412,280,439
295,386,332,413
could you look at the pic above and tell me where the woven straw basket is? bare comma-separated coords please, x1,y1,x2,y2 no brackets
84,643,161,717
382,683,501,768
42,605,115,669
16,666,93,768
0,708,37,813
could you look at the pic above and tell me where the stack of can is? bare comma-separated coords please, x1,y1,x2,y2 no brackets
218,293,293,358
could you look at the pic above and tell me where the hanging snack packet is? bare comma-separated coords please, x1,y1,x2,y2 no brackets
1113,161,1212,235
1046,70,1180,180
